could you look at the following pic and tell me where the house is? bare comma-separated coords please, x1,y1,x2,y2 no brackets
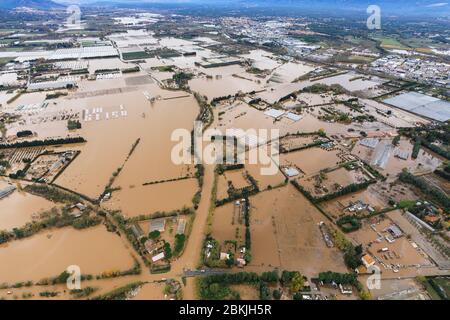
176,219,186,235
152,252,165,263
150,218,166,233
339,284,353,295
130,223,145,240
220,252,230,260
424,215,440,224
361,254,375,268
236,258,246,267
0,185,16,200
386,225,403,238
355,265,368,274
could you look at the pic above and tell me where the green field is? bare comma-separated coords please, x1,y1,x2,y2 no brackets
372,36,410,50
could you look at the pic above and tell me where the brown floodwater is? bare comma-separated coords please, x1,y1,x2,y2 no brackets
103,179,198,217
281,147,342,176
0,188,56,231
0,225,135,284
55,80,198,199
247,184,348,277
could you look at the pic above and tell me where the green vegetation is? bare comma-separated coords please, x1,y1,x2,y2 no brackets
46,92,68,99
243,196,252,263
24,184,81,203
318,271,358,286
399,170,450,213
67,120,82,130
215,172,259,207
172,71,193,88
69,286,98,298
412,139,422,159
148,230,161,240
336,215,362,233
122,51,151,61
39,291,58,298
93,281,144,300
0,137,86,150
173,234,186,257
392,135,401,146
291,179,374,204
0,207,102,245
164,242,173,259
121,66,140,73
152,65,174,72
198,272,263,300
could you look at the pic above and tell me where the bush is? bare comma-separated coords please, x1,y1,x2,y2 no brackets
272,289,282,300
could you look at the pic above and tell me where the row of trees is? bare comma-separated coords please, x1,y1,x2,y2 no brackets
399,170,450,213
198,270,307,300
291,179,374,204
336,215,362,233
0,136,86,150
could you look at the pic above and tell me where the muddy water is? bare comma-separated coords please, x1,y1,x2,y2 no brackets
0,225,135,284
0,189,56,231
281,147,342,175
103,179,198,217
352,137,443,177
189,75,262,102
268,62,315,84
240,49,281,71
224,170,251,189
132,282,166,300
112,95,199,186
247,184,348,277
212,203,246,247
55,83,198,199
215,102,369,138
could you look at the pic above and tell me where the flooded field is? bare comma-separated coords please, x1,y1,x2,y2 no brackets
280,147,344,176
349,216,432,278
189,75,262,102
229,284,259,300
268,62,316,84
132,282,166,300
211,202,246,248
0,188,56,231
55,88,198,199
104,179,198,217
319,186,387,220
298,167,369,197
313,72,386,92
352,137,443,177
0,225,135,284
240,49,281,71
247,185,348,277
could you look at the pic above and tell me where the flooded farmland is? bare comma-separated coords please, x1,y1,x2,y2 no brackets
247,184,348,277
0,225,135,284
0,188,56,231
103,179,198,217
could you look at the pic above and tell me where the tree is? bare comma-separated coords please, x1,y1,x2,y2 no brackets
164,242,172,259
272,289,282,300
148,230,161,240
291,272,305,293
293,292,303,300
359,289,372,300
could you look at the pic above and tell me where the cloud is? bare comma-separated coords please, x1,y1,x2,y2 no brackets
425,2,448,7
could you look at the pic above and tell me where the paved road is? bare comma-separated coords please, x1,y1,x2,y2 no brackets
182,269,230,278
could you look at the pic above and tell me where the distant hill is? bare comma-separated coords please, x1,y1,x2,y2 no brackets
79,0,450,16
0,0,64,9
